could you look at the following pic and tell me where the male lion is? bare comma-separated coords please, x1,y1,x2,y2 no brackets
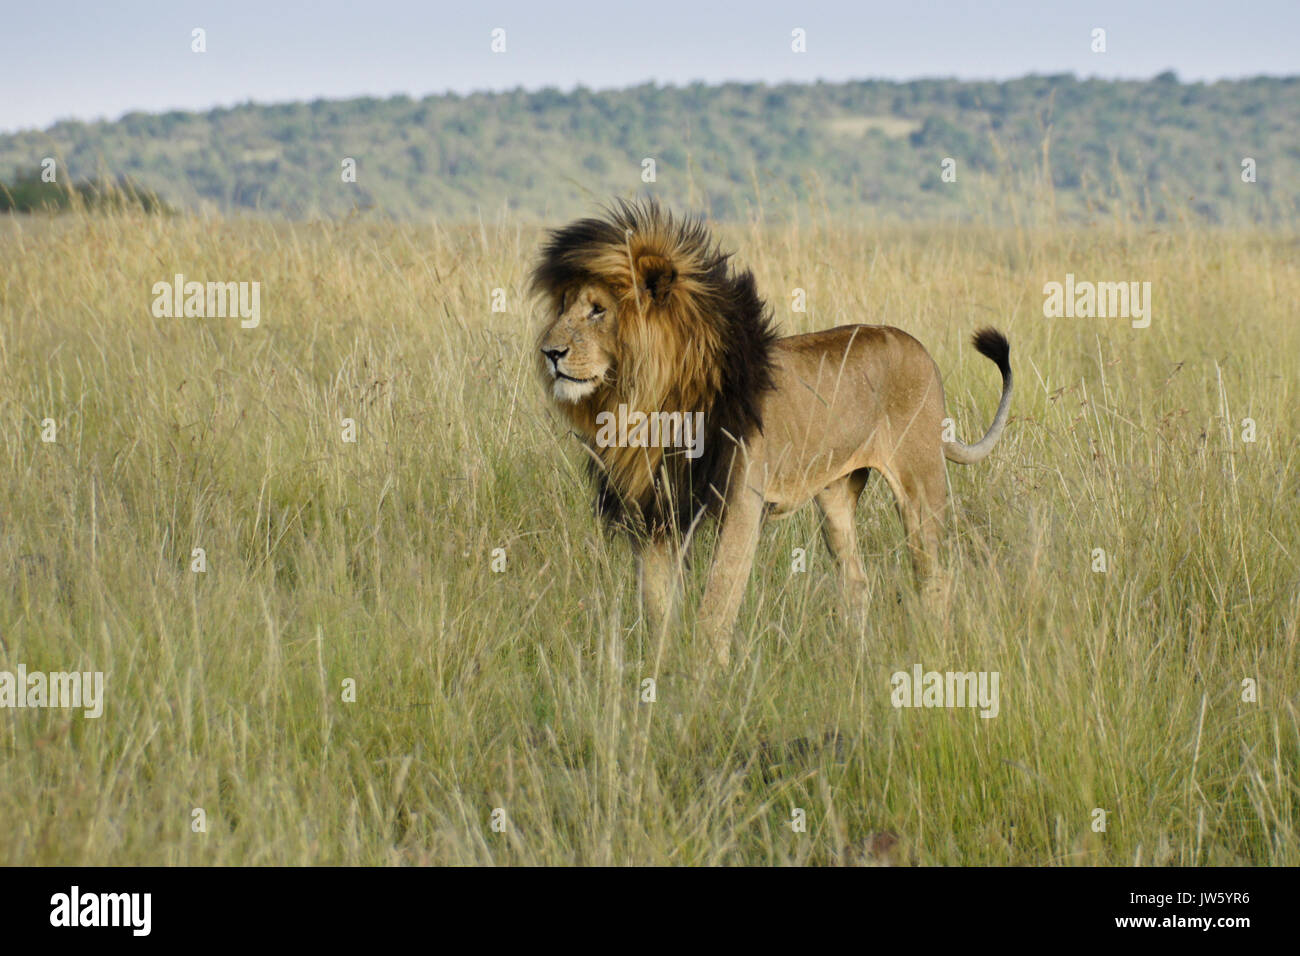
531,199,1011,666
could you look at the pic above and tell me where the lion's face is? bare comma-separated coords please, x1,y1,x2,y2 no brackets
538,281,620,404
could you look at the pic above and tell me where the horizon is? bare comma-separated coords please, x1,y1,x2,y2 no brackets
17,68,1299,136
3,0,1298,134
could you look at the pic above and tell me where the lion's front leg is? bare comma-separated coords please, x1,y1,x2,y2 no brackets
697,486,765,668
636,536,682,638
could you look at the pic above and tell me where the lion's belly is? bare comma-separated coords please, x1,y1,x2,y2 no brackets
741,327,941,510
744,441,867,512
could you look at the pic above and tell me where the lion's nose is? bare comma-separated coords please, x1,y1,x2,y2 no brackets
542,346,569,364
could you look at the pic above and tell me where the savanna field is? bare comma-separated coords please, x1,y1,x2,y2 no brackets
1,206,1296,865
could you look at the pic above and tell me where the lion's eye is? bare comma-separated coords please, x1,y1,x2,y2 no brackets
589,305,606,320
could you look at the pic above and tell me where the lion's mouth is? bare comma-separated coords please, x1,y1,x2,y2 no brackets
555,371,596,384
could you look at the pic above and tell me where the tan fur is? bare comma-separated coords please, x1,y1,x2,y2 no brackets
694,325,965,664
535,212,1011,667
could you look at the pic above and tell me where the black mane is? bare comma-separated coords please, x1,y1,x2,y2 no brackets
533,199,780,540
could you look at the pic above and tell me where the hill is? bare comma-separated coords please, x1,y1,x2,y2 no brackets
2,73,1297,223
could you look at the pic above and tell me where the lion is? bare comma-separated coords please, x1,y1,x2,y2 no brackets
530,199,1011,666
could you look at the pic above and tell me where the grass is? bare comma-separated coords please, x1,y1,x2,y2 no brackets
0,206,1296,865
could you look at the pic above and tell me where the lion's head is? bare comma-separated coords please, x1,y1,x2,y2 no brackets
529,199,779,538
537,280,620,405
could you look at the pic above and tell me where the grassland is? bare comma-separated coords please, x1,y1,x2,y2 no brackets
0,205,1296,865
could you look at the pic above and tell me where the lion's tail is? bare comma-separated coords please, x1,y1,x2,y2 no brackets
943,328,1012,465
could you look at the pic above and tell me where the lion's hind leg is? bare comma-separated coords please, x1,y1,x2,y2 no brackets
876,451,948,599
814,470,872,622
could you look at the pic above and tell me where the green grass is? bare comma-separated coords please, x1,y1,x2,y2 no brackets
0,208,1296,864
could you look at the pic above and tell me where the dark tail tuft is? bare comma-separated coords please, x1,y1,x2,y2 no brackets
971,327,1010,374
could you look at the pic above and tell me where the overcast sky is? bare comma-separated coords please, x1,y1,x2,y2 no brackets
3,0,1297,133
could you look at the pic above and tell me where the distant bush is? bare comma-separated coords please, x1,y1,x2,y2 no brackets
0,168,172,214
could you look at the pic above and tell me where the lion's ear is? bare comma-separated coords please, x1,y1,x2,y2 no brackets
635,255,678,305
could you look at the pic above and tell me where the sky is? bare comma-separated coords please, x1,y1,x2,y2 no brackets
2,0,1297,133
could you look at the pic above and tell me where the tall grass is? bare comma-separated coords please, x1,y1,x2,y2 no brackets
0,206,1296,864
